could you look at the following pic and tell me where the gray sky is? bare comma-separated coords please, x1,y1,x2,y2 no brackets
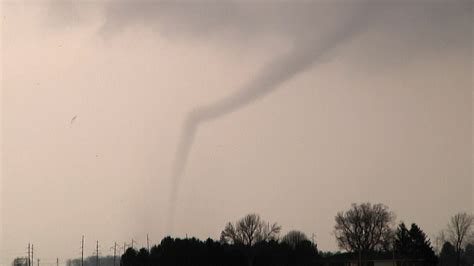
1,0,472,265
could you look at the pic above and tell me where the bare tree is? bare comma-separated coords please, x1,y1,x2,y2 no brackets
433,230,447,254
220,213,281,246
334,202,395,253
220,222,243,244
281,230,309,249
447,212,474,266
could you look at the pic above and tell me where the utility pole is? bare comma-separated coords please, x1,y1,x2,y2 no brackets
28,243,31,266
358,249,361,266
37,259,39,266
81,236,84,266
121,242,127,266
112,242,117,266
96,240,99,266
131,239,135,250
146,235,150,252
31,244,34,266
57,258,59,266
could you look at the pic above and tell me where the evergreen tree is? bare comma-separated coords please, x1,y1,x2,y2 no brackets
394,223,437,265
394,222,411,256
408,223,437,265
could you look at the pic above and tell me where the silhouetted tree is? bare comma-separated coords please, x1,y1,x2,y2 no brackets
291,240,319,265
409,224,437,265
281,230,309,249
394,223,437,265
434,230,448,255
138,235,320,266
334,203,395,253
12,257,28,266
464,243,474,266
121,248,138,266
253,239,318,266
220,213,281,246
447,212,473,266
136,248,149,266
395,223,411,256
252,240,289,266
438,242,456,266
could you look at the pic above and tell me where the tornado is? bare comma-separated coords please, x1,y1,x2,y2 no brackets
167,3,370,233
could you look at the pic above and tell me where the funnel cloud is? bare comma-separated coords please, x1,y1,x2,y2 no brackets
167,4,370,232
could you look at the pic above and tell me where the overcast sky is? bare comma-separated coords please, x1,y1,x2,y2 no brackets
1,0,472,265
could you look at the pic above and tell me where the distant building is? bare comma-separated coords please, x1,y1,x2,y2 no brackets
321,252,427,266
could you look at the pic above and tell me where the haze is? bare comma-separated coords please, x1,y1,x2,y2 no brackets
1,0,472,265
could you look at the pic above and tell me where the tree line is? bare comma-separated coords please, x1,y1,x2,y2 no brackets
12,203,474,266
